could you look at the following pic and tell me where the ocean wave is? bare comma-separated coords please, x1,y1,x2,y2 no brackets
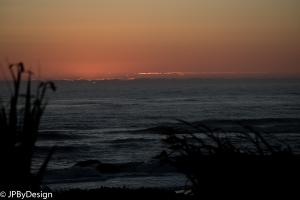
38,130,83,140
34,144,91,154
107,138,156,144
145,118,300,134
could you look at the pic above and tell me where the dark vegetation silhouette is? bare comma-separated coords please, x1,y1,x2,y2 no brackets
158,120,300,197
0,63,56,190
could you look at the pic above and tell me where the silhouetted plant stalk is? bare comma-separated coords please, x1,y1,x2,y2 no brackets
0,62,56,190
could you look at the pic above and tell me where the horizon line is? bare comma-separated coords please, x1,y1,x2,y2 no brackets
1,71,300,81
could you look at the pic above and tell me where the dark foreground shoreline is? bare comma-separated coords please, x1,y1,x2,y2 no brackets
46,172,300,200
52,187,191,200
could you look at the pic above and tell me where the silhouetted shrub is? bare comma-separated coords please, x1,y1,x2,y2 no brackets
159,120,299,197
0,63,56,190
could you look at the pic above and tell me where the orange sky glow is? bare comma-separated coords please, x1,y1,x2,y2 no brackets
1,0,300,79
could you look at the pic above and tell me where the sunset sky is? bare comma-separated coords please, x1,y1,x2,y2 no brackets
1,0,300,79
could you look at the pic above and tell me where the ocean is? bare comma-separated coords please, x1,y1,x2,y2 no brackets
1,78,300,189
